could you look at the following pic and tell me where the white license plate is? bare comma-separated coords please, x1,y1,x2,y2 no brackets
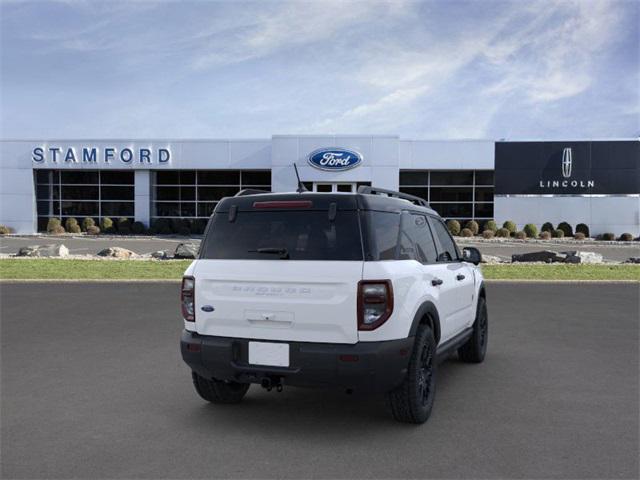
248,341,290,367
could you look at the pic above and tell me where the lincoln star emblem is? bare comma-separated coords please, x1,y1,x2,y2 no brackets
561,147,572,178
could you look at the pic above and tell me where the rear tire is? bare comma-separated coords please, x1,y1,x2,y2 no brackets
458,296,488,363
386,324,436,424
191,372,250,404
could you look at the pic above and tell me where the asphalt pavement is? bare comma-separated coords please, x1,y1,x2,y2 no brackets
1,282,638,479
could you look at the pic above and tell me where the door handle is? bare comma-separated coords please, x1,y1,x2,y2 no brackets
456,274,466,281
431,278,443,286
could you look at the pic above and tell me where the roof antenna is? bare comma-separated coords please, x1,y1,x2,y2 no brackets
293,163,308,193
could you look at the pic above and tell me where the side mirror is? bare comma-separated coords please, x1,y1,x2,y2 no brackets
462,247,482,265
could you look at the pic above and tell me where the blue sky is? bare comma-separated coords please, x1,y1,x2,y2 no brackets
1,0,638,139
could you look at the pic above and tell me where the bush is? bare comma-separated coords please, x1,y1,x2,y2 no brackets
81,217,95,231
552,229,565,238
599,232,615,241
574,232,586,240
100,217,114,233
539,231,551,240
460,228,474,237
523,223,538,238
65,217,78,230
150,218,172,235
502,220,517,234
496,228,510,238
515,230,527,240
576,223,590,238
464,220,479,235
446,219,461,236
117,217,131,234
618,233,633,241
484,220,497,233
0,224,13,234
131,221,146,235
86,225,100,235
541,222,554,233
46,218,62,233
50,225,65,235
557,221,573,237
68,224,81,234
482,229,495,239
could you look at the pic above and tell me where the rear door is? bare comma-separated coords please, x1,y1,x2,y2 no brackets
193,203,363,344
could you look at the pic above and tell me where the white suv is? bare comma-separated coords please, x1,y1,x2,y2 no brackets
180,187,488,424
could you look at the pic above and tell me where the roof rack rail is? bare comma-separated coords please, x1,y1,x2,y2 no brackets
234,188,270,197
357,186,430,208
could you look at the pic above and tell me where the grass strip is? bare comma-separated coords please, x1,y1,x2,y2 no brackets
481,263,640,281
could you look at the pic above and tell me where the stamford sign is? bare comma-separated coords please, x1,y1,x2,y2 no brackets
538,147,595,189
308,147,362,171
32,146,171,165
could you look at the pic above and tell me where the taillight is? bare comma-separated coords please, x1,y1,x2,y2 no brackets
181,276,195,322
357,280,393,330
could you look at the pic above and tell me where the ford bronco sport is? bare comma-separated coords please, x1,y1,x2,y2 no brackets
180,186,487,424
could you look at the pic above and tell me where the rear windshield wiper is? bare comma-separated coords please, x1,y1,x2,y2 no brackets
248,247,290,259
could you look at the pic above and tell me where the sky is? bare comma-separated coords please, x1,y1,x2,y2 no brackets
1,0,638,140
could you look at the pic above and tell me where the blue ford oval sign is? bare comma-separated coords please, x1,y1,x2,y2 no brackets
307,148,362,171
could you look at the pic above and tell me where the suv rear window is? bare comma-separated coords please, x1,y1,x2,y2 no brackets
200,210,363,260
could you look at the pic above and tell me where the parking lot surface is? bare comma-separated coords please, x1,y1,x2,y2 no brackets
1,282,638,479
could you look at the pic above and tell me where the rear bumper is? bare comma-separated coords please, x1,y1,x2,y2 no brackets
181,330,414,393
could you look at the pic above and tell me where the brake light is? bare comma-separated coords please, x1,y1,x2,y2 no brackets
253,200,313,209
181,276,195,322
357,280,393,330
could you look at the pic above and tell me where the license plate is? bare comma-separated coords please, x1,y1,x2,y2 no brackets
248,341,290,367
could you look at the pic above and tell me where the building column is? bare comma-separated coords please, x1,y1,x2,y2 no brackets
134,170,151,227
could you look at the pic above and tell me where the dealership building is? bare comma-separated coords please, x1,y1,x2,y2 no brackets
0,136,638,235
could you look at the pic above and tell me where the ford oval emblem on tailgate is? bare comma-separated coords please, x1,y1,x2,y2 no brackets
201,305,215,312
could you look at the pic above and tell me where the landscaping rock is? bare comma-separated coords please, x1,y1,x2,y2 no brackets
151,250,169,260
17,244,69,258
625,257,640,264
174,243,199,259
561,251,604,264
96,247,136,258
481,254,504,264
511,250,566,263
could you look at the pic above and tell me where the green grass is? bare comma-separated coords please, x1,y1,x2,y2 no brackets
0,259,638,281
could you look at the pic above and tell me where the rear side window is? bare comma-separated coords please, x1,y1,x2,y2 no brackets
428,217,460,261
363,211,401,260
402,213,438,263
200,210,363,260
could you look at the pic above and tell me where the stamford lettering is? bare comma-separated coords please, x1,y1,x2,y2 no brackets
32,146,171,165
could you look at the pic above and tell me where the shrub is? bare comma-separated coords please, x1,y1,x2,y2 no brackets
86,225,101,235
0,224,13,234
574,232,586,240
515,230,527,240
618,233,633,241
599,232,615,241
117,217,131,234
81,217,95,231
131,221,146,234
482,229,495,239
552,229,565,238
65,217,78,230
496,228,510,238
576,223,590,238
100,217,114,233
50,225,65,235
539,231,551,240
46,218,62,233
446,219,461,236
68,224,81,234
460,228,474,237
150,218,172,235
502,220,517,234
484,220,497,232
464,220,479,235
557,221,573,237
541,222,554,233
523,223,538,238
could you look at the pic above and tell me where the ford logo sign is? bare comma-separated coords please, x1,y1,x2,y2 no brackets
307,148,362,171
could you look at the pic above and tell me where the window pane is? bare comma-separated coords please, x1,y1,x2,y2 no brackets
197,171,240,185
61,186,99,200
155,171,180,185
154,202,180,217
475,171,494,185
100,171,134,184
36,185,50,199
60,171,99,184
405,214,438,263
474,203,494,218
35,170,51,183
431,203,473,218
181,203,196,217
198,202,217,217
430,171,473,186
180,171,196,184
156,187,180,201
429,187,472,202
400,171,428,185
399,187,428,201
61,201,99,216
37,217,50,232
101,202,134,217
364,211,400,260
428,217,460,261
198,186,239,201
181,186,195,201
101,186,134,200
242,171,271,185
37,201,50,215
475,187,494,202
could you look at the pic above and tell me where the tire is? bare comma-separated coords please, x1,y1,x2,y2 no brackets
191,372,250,404
386,324,437,424
458,296,488,363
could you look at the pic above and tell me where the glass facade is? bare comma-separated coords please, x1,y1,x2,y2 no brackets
151,170,271,220
35,170,134,231
399,170,494,222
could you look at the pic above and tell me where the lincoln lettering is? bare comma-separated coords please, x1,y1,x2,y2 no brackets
539,179,595,188
32,147,171,164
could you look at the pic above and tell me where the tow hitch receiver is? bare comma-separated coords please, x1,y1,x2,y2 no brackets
261,377,284,392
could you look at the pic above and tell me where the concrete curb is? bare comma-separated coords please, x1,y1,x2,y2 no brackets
1,279,638,284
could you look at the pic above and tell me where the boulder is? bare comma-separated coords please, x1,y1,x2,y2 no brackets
151,250,169,260
17,244,69,257
561,251,604,264
96,247,136,258
625,257,640,264
481,254,504,264
174,243,199,259
511,250,566,263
